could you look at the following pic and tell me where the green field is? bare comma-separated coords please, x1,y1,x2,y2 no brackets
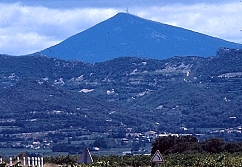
1,148,242,166
44,153,242,167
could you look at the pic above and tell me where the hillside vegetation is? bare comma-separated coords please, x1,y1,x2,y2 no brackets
0,48,242,155
1,48,242,136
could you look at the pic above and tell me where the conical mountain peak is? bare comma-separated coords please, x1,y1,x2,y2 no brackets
36,13,242,63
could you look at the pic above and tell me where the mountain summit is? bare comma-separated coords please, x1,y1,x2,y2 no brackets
36,12,242,62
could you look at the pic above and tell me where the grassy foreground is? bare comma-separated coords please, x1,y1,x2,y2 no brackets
44,153,242,167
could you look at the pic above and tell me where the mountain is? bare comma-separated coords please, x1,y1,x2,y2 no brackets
1,48,242,142
35,13,242,63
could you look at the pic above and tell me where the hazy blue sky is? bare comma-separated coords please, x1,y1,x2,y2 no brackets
0,0,242,55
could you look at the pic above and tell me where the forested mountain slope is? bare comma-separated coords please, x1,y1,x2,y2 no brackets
0,48,242,140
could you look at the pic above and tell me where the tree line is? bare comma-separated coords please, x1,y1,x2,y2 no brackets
151,135,242,154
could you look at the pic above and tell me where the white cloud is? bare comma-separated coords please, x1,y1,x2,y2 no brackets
0,31,58,55
133,2,242,43
0,2,118,55
0,1,242,55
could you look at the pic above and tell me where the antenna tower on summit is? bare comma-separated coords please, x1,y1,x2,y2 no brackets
126,8,129,13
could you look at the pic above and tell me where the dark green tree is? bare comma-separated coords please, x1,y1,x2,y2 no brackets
151,135,202,154
202,138,225,153
92,137,109,149
225,142,242,153
151,135,177,154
